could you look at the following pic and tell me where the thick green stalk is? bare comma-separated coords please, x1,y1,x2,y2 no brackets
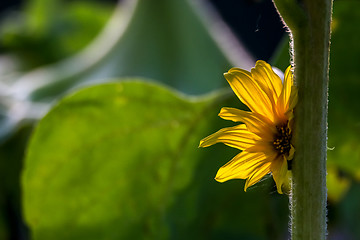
273,0,333,239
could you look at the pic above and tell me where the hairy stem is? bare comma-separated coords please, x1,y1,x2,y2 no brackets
273,0,333,239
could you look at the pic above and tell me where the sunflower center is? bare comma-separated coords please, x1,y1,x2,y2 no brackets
273,122,291,155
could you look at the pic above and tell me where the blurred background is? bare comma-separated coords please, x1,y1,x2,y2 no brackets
0,0,359,239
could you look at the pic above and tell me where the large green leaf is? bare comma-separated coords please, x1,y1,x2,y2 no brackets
23,81,288,240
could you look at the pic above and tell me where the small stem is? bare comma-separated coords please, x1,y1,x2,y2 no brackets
273,0,333,239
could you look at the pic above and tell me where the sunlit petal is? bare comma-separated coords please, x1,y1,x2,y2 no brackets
224,68,274,120
218,107,274,139
244,161,272,191
199,124,259,150
271,157,289,194
215,151,268,182
278,66,293,114
251,60,283,101
288,86,298,112
246,141,275,153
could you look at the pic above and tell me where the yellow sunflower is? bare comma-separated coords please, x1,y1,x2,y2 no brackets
199,60,298,194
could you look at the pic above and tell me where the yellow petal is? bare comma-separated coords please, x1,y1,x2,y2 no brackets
215,151,269,182
270,156,290,194
288,86,298,112
224,68,274,120
277,66,293,114
246,141,275,154
244,161,272,191
218,107,274,139
281,170,292,194
199,124,258,150
251,60,283,102
287,145,295,160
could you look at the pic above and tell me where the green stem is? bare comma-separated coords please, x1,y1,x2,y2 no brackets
273,0,333,239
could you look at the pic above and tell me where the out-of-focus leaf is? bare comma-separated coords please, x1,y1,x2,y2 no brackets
10,0,253,103
23,81,288,240
326,1,360,177
337,182,360,238
327,165,351,203
0,0,114,68
271,1,360,201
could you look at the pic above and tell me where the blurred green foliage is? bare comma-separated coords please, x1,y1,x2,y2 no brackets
3,0,251,105
327,1,360,177
0,0,359,239
0,0,113,69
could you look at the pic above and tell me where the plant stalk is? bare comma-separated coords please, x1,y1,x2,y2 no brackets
273,0,333,239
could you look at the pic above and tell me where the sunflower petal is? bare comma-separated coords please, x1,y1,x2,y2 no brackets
288,86,298,112
218,107,274,139
215,151,269,182
244,162,271,191
224,68,274,120
251,60,283,101
199,124,258,150
271,157,290,194
246,142,275,153
278,66,293,114
287,145,295,160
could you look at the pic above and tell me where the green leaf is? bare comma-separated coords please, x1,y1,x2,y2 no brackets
23,80,288,239
23,80,221,239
